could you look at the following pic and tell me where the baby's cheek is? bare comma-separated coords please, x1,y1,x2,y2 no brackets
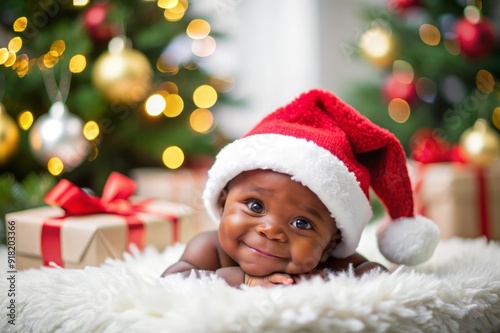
289,253,320,274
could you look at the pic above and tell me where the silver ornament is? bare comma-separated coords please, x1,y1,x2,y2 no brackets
29,101,90,171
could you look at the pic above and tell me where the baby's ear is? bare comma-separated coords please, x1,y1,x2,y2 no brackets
320,229,342,262
218,188,228,214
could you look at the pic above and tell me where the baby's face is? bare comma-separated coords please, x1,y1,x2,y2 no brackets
218,169,338,277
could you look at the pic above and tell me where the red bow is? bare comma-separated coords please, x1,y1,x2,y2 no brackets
41,172,145,267
44,171,138,215
410,129,466,164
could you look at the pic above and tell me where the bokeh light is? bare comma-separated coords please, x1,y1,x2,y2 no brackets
8,37,22,53
210,76,235,93
193,85,217,108
69,54,87,73
87,142,99,161
444,38,460,55
192,36,216,57
0,49,9,65
157,81,179,94
388,98,411,123
186,19,211,39
419,24,441,46
163,93,184,117
476,69,494,94
359,27,393,66
73,0,90,6
393,60,414,84
158,0,178,9
163,0,188,22
493,107,500,130
13,17,27,32
190,108,214,133
416,77,437,103
464,5,481,24
18,111,34,130
4,51,16,67
50,40,66,57
162,146,184,169
145,94,167,116
47,157,64,176
83,121,100,140
12,54,29,77
156,52,179,75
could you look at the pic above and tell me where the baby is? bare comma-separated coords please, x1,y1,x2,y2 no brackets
162,89,440,287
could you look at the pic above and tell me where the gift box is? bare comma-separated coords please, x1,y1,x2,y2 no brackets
131,167,215,238
410,160,500,240
5,172,193,270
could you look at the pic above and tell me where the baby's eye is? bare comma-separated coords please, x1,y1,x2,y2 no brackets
291,218,312,230
247,200,265,214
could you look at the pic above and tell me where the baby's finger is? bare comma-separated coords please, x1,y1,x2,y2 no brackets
270,273,294,285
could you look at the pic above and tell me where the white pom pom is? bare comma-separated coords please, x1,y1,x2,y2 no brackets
377,215,440,265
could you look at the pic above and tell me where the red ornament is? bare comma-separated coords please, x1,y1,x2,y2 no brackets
83,3,120,45
455,17,495,59
382,75,417,103
387,0,420,14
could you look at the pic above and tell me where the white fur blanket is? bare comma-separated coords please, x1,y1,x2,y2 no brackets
1,223,500,333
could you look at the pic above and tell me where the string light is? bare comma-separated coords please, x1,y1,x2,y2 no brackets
163,0,188,22
193,85,217,108
162,146,184,169
419,24,441,46
47,157,64,176
493,107,500,130
388,98,411,123
18,111,34,130
186,19,211,39
476,69,494,94
190,108,213,133
393,60,414,85
83,121,100,140
163,94,184,117
145,94,167,116
158,0,178,9
69,54,87,73
13,17,27,32
191,36,216,57
73,0,90,6
8,37,22,53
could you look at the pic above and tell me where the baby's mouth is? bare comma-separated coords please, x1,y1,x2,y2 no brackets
245,243,285,259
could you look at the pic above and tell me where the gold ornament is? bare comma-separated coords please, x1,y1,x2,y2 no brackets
92,38,153,104
0,103,20,165
459,119,500,167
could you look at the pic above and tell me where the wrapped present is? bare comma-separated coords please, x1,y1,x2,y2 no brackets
409,131,500,240
131,167,215,238
5,172,192,270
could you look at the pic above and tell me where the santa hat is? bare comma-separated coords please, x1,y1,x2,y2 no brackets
203,89,439,265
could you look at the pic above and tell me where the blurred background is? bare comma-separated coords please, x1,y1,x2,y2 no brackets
1,0,500,243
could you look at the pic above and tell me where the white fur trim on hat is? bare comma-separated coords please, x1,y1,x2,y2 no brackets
377,215,440,266
203,133,372,258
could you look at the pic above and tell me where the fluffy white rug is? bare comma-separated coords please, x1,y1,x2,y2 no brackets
1,223,500,333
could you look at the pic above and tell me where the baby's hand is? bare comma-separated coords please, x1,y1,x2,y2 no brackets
244,272,295,287
291,269,328,283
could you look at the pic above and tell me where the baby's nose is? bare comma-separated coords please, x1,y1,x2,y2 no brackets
255,220,287,242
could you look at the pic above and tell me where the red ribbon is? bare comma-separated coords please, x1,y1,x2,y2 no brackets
41,172,146,267
476,168,490,239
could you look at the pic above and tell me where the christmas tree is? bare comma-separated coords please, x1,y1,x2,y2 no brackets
0,0,234,243
346,0,500,162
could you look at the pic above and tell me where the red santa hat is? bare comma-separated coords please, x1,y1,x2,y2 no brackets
203,89,440,265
